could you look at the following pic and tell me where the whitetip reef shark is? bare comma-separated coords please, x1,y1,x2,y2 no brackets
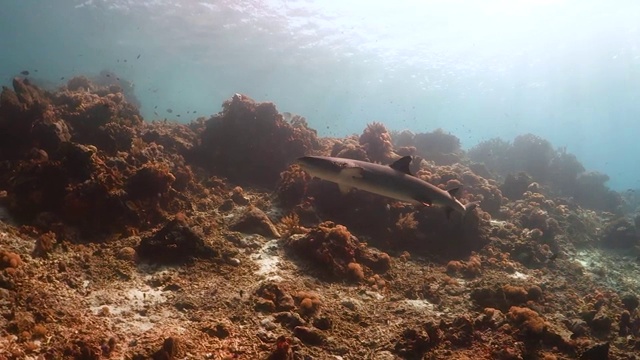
296,155,479,219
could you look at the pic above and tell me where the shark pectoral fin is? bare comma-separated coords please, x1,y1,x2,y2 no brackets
464,201,480,214
340,167,364,179
338,183,354,194
390,156,413,175
447,187,461,198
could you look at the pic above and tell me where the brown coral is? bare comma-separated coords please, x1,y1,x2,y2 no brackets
194,94,320,188
507,306,547,336
359,122,395,163
285,221,390,281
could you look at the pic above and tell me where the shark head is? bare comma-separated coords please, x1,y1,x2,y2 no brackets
296,156,345,180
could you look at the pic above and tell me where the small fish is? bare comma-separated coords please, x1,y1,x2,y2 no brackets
34,69,38,72
136,54,141,59
154,105,158,109
154,111,158,116
20,70,29,76
193,110,197,114
124,59,127,62
60,77,65,80
166,108,173,113
106,74,111,77
177,114,181,117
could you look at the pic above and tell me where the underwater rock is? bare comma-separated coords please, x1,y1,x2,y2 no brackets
286,221,390,281
116,246,137,261
599,217,638,248
0,78,215,237
565,318,589,338
126,164,176,200
254,282,296,312
474,308,507,329
293,326,325,346
54,87,142,147
393,328,432,359
151,337,181,360
510,134,555,183
573,172,622,213
357,248,391,274
500,172,532,201
0,78,61,159
579,342,609,360
620,293,639,312
195,93,320,188
66,76,92,91
273,312,304,329
589,309,613,334
137,218,219,264
470,284,525,312
230,186,250,205
390,129,415,149
141,120,198,157
468,162,494,181
413,129,462,165
229,206,281,238
467,137,513,177
266,336,294,360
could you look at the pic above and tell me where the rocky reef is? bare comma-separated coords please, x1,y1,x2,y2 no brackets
193,94,321,188
0,76,639,359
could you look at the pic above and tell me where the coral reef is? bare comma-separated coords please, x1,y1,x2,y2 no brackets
412,128,463,165
358,122,396,163
1,75,640,359
193,94,321,188
136,216,222,264
329,135,369,161
229,205,281,238
0,77,220,239
598,217,638,248
469,134,623,213
285,221,391,281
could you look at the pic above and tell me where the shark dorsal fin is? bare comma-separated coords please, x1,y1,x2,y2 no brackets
447,187,461,198
390,156,413,175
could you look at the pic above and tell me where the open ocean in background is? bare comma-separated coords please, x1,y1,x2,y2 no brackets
1,0,639,191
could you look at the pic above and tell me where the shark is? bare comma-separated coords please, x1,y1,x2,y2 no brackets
296,155,478,218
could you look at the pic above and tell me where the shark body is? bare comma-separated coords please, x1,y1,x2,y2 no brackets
296,155,478,218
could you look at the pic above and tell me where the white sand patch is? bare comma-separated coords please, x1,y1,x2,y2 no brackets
250,239,282,281
509,271,529,280
400,299,444,316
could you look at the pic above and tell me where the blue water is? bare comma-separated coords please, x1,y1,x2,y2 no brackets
1,0,639,190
